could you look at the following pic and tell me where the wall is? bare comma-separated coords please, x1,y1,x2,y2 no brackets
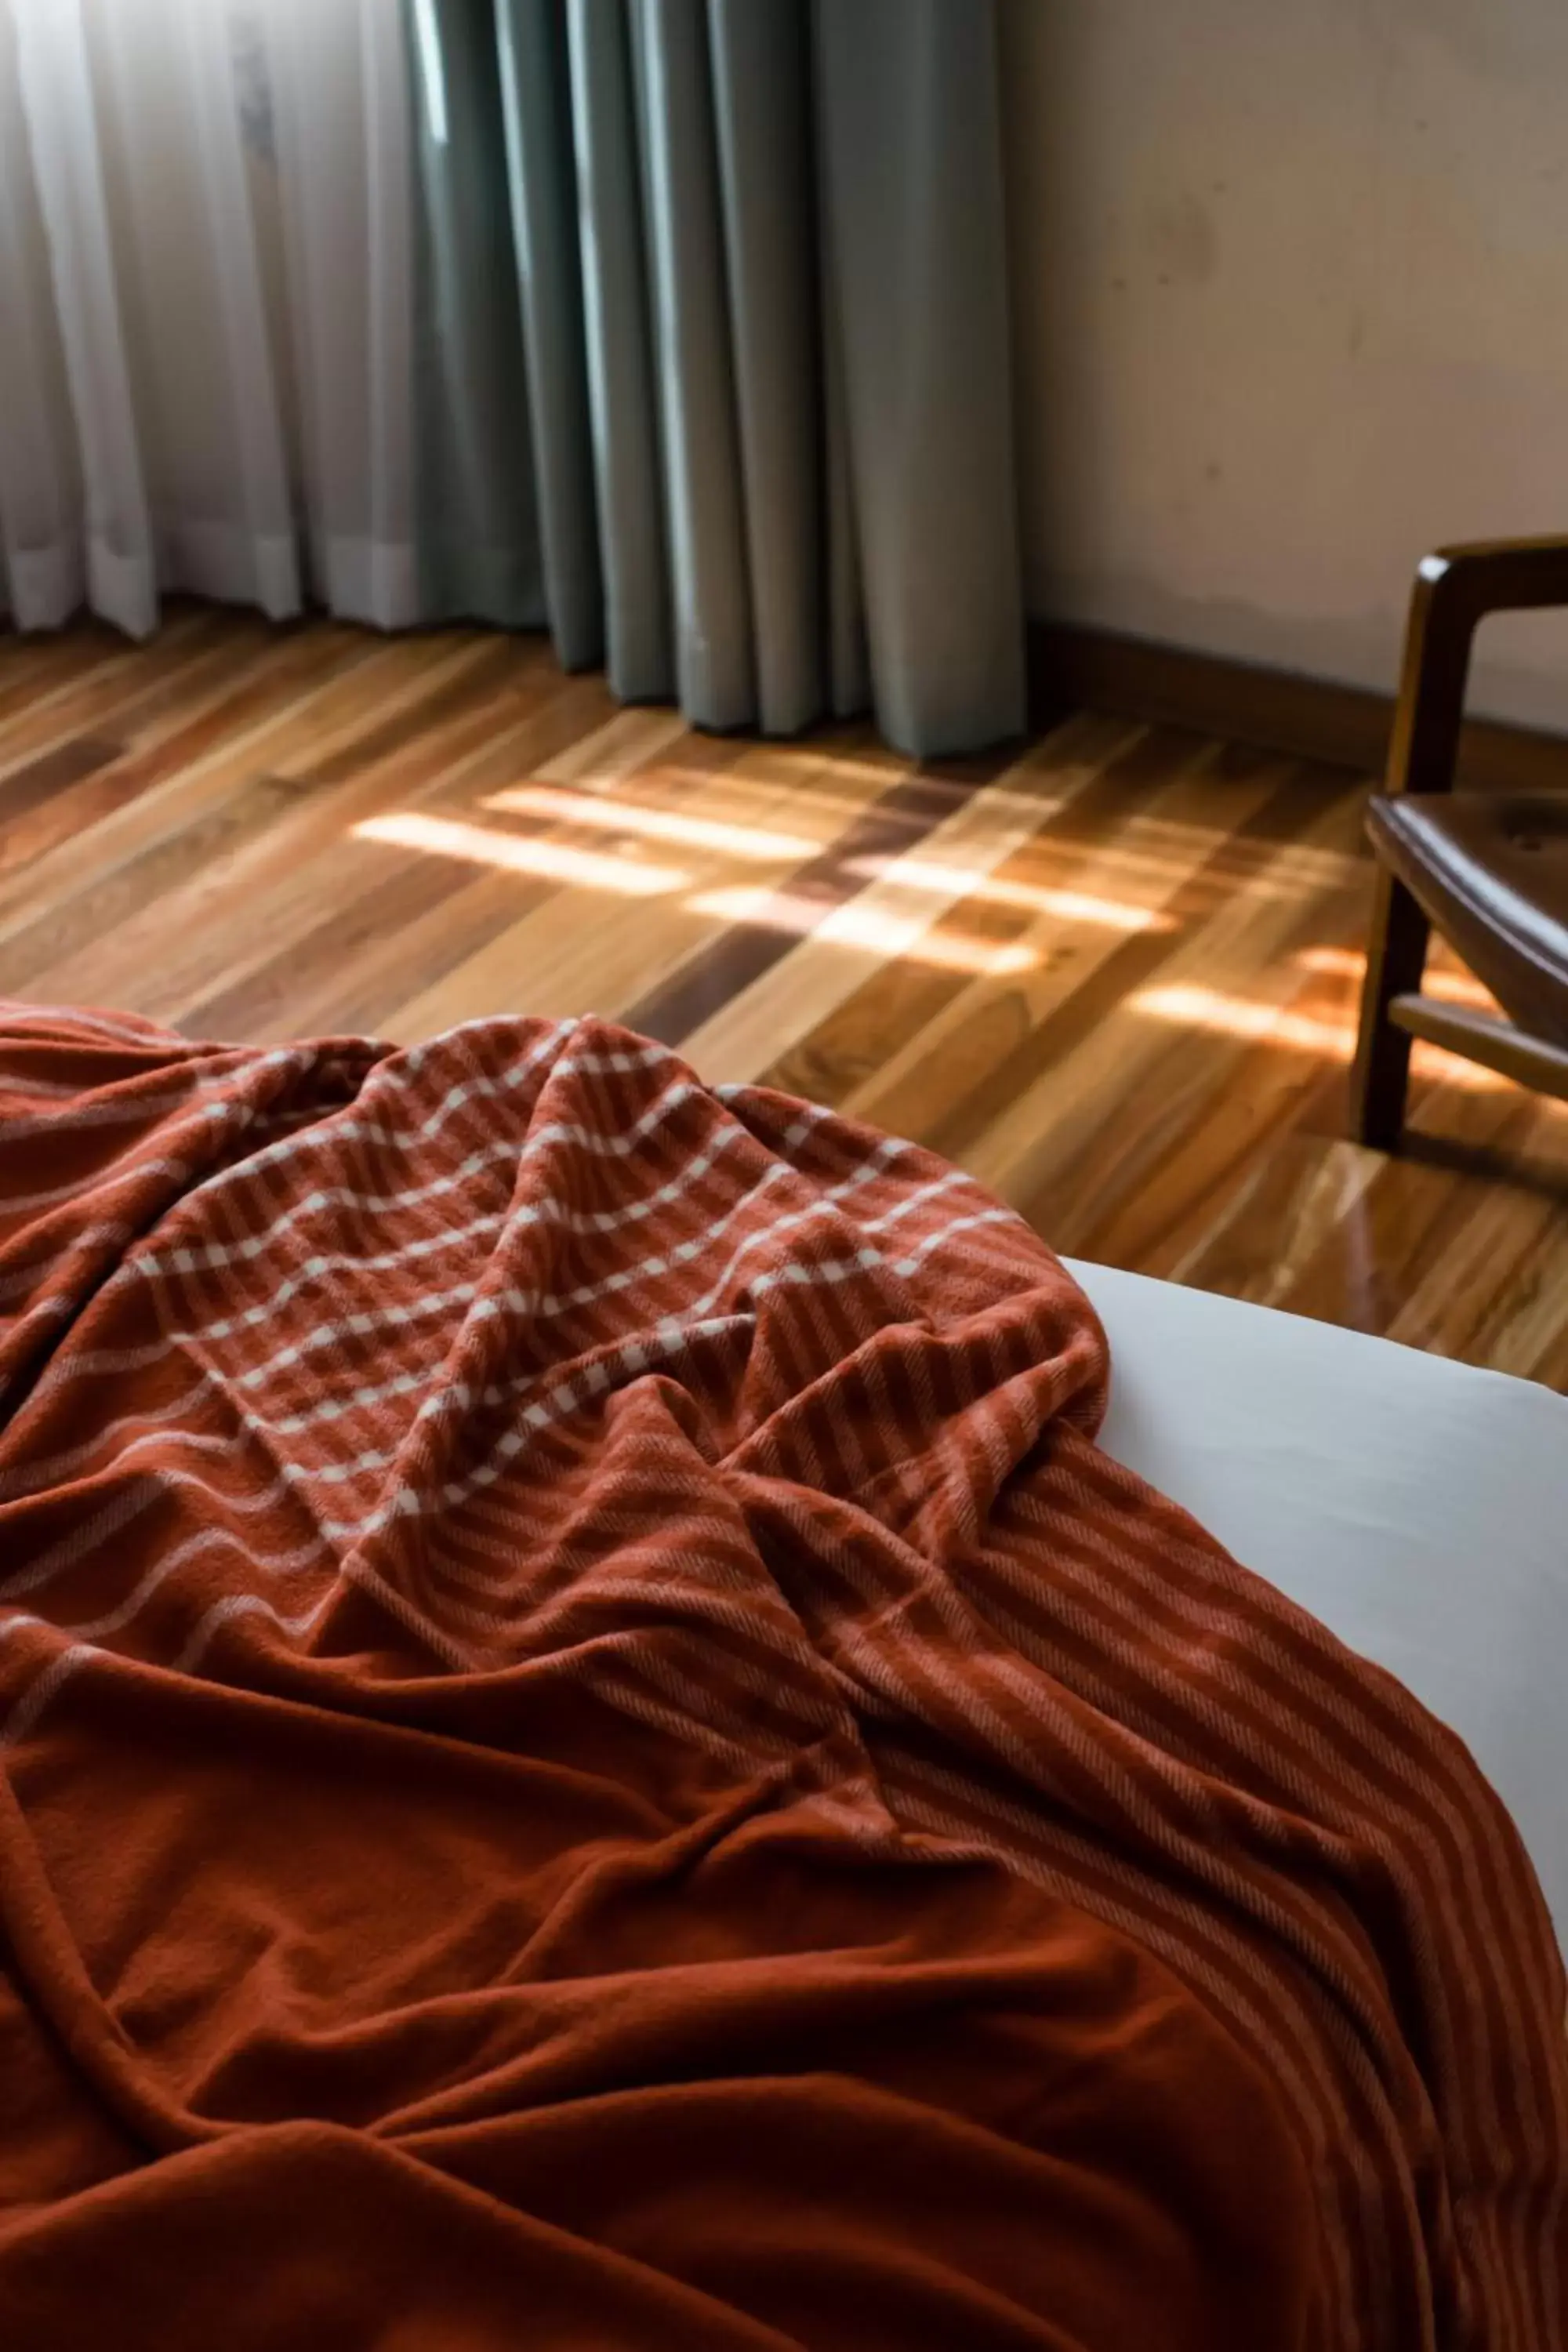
998,0,1568,731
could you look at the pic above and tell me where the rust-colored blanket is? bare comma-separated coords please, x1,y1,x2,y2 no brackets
0,1004,1563,2350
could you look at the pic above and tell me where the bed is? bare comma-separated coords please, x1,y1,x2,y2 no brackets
1071,1258,1568,1944
0,1004,1563,2350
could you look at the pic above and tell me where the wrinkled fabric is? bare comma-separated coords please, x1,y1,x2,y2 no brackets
0,1003,1563,2350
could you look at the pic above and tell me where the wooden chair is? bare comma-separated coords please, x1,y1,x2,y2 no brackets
1351,535,1568,1150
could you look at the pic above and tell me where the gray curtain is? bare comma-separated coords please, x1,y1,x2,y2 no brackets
408,0,1023,759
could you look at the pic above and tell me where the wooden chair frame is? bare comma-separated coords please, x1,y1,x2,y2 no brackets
1351,535,1568,1149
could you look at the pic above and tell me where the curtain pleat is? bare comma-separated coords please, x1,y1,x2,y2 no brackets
6,0,158,636
269,0,420,626
408,0,539,627
0,2,84,630
813,0,1025,757
562,0,675,702
492,0,602,672
410,0,1023,757
707,0,824,737
632,2,757,729
160,0,299,617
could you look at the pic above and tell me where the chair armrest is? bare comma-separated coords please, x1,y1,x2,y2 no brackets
1388,535,1568,796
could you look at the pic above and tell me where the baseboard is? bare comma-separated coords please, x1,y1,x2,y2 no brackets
1027,620,1568,794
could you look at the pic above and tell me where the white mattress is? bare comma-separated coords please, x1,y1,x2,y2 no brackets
1065,1259,1568,1945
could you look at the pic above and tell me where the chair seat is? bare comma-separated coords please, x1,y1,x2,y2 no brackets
1366,791,1568,1047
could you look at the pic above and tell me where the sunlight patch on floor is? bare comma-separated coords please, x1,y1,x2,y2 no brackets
1130,981,1528,1094
481,786,817,862
1295,943,1500,1010
353,814,688,897
844,855,1171,931
687,886,1039,976
1132,982,1359,1058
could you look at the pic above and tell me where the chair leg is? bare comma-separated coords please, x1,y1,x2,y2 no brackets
1350,868,1430,1151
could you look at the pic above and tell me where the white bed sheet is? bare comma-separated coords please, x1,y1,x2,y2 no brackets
1065,1259,1568,1945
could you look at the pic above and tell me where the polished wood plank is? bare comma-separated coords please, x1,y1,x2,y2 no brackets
16,637,521,1014
0,608,217,760
0,629,364,891
0,619,145,726
757,723,1217,1124
387,738,898,1041
0,625,397,943
2,611,1564,1386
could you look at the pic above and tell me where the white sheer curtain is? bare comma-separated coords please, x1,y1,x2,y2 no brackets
0,0,417,637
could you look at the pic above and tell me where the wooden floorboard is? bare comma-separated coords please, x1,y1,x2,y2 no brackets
4,612,1566,1385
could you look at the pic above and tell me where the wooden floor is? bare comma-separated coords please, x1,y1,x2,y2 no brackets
3,607,1566,1384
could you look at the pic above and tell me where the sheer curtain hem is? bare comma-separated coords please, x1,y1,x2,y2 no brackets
1,539,85,633
315,536,422,633
85,537,158,640
2,531,426,640
158,521,303,621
